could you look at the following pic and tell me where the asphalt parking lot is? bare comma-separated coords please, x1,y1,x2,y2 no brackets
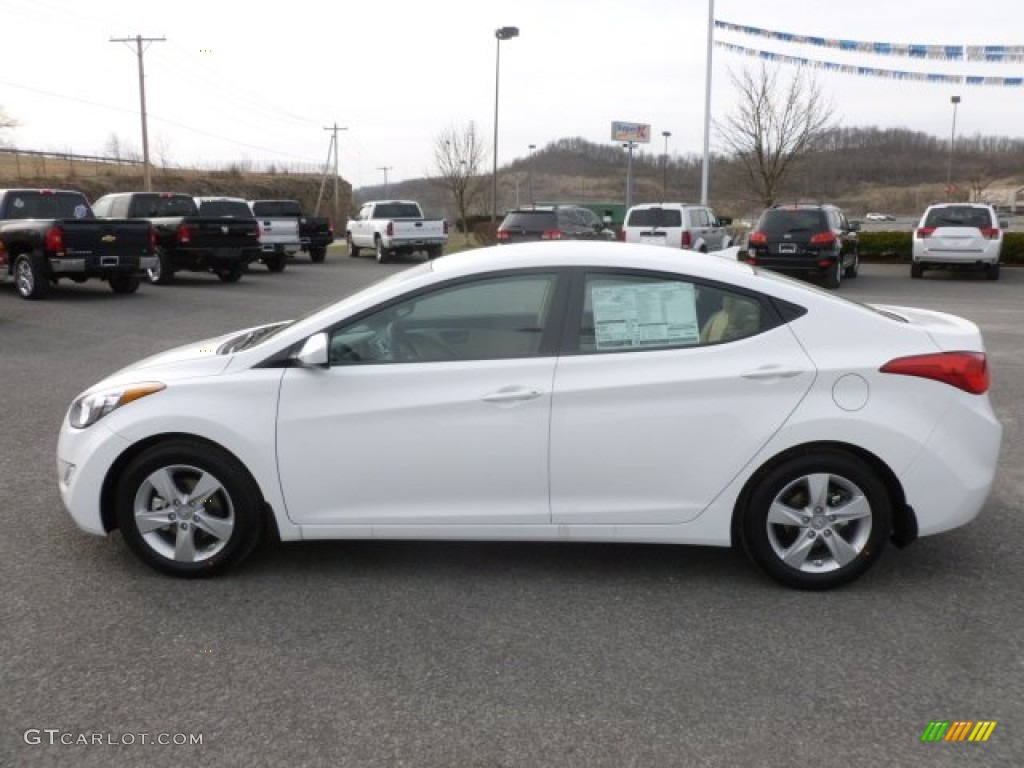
2,250,1022,768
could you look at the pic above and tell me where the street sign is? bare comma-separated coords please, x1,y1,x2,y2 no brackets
611,121,651,143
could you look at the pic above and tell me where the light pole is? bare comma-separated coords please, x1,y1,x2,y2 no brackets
528,144,536,205
377,166,392,197
661,130,672,201
492,26,520,222
946,95,961,201
623,142,636,210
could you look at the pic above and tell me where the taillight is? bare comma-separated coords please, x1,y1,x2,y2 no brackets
880,351,989,395
748,231,767,246
443,220,449,235
386,222,394,237
147,226,156,252
916,227,935,238
680,231,692,248
809,232,836,246
496,229,510,242
45,225,64,252
979,227,999,239
327,218,334,235
177,223,192,244
541,229,563,240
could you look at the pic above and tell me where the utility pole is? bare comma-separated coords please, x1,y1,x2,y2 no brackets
377,166,393,197
110,34,165,191
321,122,347,227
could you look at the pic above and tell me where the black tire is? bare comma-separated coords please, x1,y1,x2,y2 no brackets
14,252,50,300
148,248,175,285
375,236,389,264
309,247,327,263
823,258,842,289
109,274,141,294
265,255,287,273
844,251,860,278
910,262,924,279
427,245,443,260
986,263,1000,281
114,439,264,578
217,265,243,283
347,235,360,258
740,449,891,590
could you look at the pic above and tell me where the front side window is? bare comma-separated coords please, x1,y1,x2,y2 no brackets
329,273,559,365
577,273,764,353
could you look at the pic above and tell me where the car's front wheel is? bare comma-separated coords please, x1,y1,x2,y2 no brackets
740,449,891,590
115,439,264,577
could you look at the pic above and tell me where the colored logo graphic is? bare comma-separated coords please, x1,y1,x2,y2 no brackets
921,721,997,742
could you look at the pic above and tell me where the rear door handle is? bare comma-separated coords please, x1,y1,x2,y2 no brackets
480,387,542,404
741,366,805,381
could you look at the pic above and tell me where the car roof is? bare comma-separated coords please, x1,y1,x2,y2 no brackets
627,202,702,210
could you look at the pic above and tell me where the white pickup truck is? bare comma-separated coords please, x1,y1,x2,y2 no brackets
248,199,302,272
346,200,448,263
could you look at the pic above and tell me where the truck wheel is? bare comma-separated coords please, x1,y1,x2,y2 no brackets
309,247,327,263
265,255,287,273
375,237,389,264
109,274,141,294
148,248,175,285
347,235,360,259
14,252,50,300
427,245,443,260
217,265,243,283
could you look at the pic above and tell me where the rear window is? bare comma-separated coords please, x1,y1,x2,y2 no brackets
500,211,558,231
626,208,683,227
251,200,301,217
756,208,827,235
130,194,198,217
373,203,422,219
198,200,254,218
2,191,92,219
924,206,994,229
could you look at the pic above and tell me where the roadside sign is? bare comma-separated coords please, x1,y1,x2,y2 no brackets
611,122,651,143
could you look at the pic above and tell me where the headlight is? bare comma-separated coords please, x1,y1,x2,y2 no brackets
68,382,166,429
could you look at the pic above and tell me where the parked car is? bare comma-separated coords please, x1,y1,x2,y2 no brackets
346,200,447,263
619,203,732,252
92,192,260,284
0,188,154,299
911,203,1004,280
247,200,302,271
745,203,861,289
248,199,333,263
57,241,1002,590
865,212,896,221
496,206,615,244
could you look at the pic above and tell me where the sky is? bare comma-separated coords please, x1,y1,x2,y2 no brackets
2,0,1024,188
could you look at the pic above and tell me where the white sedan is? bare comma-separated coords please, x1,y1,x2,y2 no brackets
57,242,1002,589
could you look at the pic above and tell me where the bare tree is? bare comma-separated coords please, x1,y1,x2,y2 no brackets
717,64,836,207
431,122,487,234
1,106,18,147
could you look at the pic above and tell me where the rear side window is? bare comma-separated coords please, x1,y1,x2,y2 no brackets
626,208,683,227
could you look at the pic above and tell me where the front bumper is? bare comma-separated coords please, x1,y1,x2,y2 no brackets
57,418,132,536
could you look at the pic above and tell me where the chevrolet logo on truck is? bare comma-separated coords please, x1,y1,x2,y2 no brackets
102,235,117,243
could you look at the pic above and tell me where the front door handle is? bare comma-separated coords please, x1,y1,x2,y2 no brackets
741,366,805,381
480,386,542,404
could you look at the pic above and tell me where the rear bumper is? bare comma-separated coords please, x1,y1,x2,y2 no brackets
49,254,143,275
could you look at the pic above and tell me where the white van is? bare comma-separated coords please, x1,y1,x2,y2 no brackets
620,203,732,252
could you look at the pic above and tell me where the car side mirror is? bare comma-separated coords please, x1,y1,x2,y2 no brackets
999,219,1009,229
850,221,862,232
294,332,329,368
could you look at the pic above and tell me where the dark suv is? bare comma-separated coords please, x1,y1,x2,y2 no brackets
496,206,614,244
746,204,860,289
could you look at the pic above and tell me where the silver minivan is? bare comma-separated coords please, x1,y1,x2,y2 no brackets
620,203,732,252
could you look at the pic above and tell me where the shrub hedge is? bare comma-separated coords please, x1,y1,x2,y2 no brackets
858,231,1024,263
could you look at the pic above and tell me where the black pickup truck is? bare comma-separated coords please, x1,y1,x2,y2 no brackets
249,199,334,262
0,188,154,299
92,192,260,284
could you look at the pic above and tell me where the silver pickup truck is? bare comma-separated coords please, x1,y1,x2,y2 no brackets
249,199,302,272
346,200,448,263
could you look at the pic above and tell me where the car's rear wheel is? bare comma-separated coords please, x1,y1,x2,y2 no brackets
148,248,175,285
375,236,389,264
910,262,924,279
740,449,891,590
427,245,443,260
109,274,141,294
986,263,1000,281
217,265,243,282
265,255,287,273
115,439,264,577
823,259,842,289
347,235,360,258
14,252,50,300
309,246,327,263
844,251,860,278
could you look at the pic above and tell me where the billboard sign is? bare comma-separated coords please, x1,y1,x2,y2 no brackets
611,121,651,143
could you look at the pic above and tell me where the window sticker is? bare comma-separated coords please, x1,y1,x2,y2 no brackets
592,282,700,349
12,197,24,209
73,204,89,219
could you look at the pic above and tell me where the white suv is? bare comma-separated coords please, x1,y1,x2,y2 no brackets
912,203,1005,280
620,203,732,252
